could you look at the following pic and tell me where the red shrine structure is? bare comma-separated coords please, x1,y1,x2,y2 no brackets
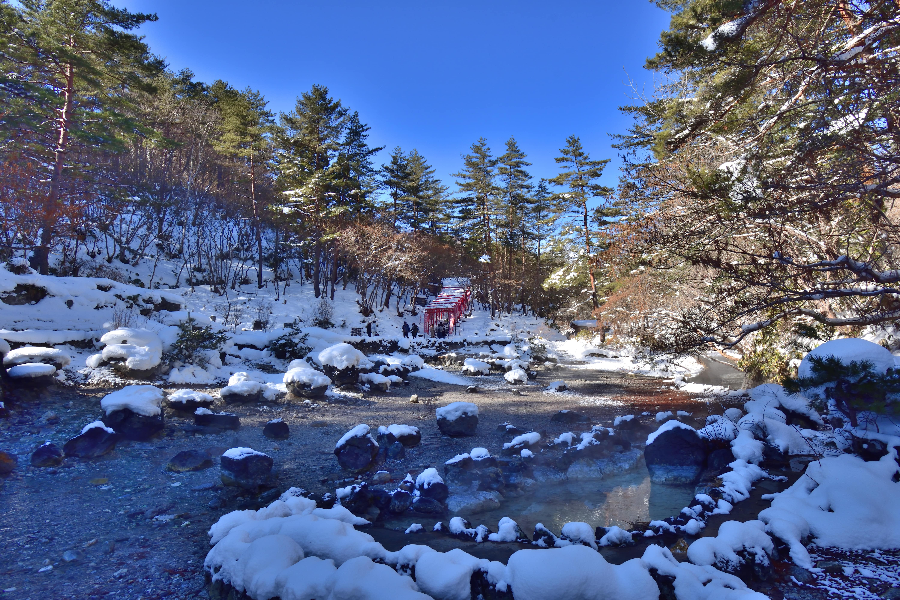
422,287,471,337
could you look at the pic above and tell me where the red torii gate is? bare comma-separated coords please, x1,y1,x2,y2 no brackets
423,287,470,337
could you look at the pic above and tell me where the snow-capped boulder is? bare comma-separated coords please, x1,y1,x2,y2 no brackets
221,447,274,490
462,358,490,375
3,346,70,370
99,385,165,441
504,367,528,384
436,401,479,437
415,467,449,502
63,421,118,459
220,372,264,403
90,328,162,378
167,389,215,414
283,362,331,398
359,372,391,393
546,380,568,392
502,431,541,456
551,409,589,424
319,343,369,386
263,419,290,440
31,442,64,468
442,448,504,493
6,362,57,386
334,425,379,473
644,421,709,484
194,408,240,431
381,424,421,448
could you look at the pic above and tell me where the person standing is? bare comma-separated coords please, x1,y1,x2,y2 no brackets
402,322,410,338
410,323,419,338
366,321,372,337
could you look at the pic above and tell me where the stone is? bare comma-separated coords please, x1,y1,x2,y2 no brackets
644,426,708,485
551,410,589,424
263,420,290,440
101,408,164,441
62,550,82,563
532,523,560,547
852,435,889,462
816,561,843,575
384,441,406,461
194,412,240,430
334,430,379,473
418,481,449,502
220,449,274,490
340,484,372,515
31,443,64,468
167,450,213,472
466,386,479,394
372,471,392,484
786,566,815,585
437,413,478,437
322,365,360,387
566,458,604,480
388,490,412,514
285,380,328,399
0,450,17,475
410,496,445,515
220,387,263,404
392,428,421,448
63,427,118,459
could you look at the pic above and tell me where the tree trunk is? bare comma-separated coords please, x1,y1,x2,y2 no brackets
583,198,598,309
313,239,322,298
35,50,76,275
250,152,264,288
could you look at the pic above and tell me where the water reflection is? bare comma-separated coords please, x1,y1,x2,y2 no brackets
382,470,696,536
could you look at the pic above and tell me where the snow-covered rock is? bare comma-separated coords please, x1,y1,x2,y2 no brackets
644,421,708,484
92,328,163,376
436,402,479,437
100,385,165,440
167,389,215,413
504,367,528,384
3,346,70,369
334,425,379,473
283,362,331,398
799,337,896,378
221,447,274,490
462,357,490,375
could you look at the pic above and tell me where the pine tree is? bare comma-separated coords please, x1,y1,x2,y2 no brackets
381,147,410,228
404,150,449,234
614,0,900,349
549,135,613,309
210,82,274,288
497,137,534,310
0,0,162,273
334,111,382,222
275,84,348,298
452,138,500,257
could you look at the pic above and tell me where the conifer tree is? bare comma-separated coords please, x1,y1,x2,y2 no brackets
210,82,274,288
0,0,162,273
549,135,613,309
452,138,500,257
275,84,348,298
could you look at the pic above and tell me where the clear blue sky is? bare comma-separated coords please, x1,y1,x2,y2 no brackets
122,0,671,198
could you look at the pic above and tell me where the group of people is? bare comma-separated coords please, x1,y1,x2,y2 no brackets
401,321,419,338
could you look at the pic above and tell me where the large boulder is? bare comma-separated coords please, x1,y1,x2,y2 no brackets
167,449,213,472
415,467,449,502
334,424,379,472
99,385,165,441
436,402,478,437
166,389,215,414
319,343,368,387
220,372,265,403
63,422,118,459
0,450,17,475
263,419,290,440
378,424,421,448
194,408,240,430
644,422,708,484
283,362,331,399
31,442,64,468
220,447,274,490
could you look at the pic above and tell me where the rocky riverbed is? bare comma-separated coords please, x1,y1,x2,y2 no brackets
1,361,897,600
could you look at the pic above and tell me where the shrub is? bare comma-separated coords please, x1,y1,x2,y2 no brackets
783,356,900,427
269,319,312,361
310,297,334,329
164,316,229,368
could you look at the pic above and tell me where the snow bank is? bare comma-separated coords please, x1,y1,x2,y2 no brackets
759,449,900,568
436,402,478,420
503,432,540,449
799,337,896,378
100,385,164,416
507,545,657,600
409,366,472,386
169,389,214,405
686,520,773,570
641,545,768,599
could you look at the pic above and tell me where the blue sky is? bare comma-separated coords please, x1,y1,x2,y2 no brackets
122,0,671,198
